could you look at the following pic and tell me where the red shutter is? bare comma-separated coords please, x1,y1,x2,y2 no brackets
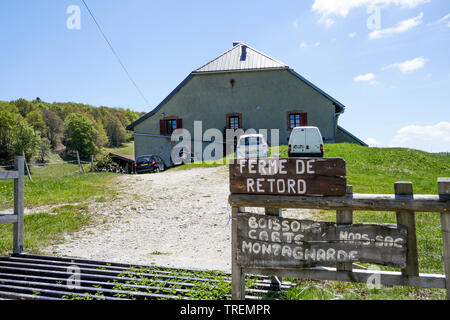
301,113,308,126
160,119,167,135
176,118,183,129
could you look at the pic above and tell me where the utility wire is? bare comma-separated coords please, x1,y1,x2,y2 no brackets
80,0,150,106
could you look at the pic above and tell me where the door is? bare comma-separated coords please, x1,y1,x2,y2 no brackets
292,128,306,154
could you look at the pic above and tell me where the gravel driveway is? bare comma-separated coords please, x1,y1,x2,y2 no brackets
42,166,317,272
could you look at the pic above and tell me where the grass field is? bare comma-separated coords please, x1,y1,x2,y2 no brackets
0,205,94,255
0,164,116,210
104,141,134,156
0,156,117,255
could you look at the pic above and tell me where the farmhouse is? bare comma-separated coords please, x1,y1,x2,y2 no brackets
127,42,366,166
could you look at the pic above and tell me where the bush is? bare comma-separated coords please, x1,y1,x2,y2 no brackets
94,151,119,172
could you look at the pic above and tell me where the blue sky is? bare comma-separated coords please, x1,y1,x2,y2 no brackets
0,0,449,152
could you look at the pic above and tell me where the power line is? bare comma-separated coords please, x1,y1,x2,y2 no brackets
80,0,150,106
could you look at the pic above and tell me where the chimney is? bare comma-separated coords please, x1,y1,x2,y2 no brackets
240,45,247,61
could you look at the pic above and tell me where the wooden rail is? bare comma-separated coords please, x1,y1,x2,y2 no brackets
230,178,450,300
0,156,24,254
229,193,448,212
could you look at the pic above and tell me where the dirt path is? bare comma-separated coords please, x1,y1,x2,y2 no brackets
41,166,317,272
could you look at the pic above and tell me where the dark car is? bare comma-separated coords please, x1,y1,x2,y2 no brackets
135,155,166,174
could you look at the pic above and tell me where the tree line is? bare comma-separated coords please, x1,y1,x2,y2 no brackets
0,98,143,165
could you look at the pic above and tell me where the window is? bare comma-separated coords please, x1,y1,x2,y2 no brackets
229,116,240,129
289,114,301,129
287,111,307,130
226,113,242,129
160,117,182,136
166,119,177,135
243,137,261,146
136,156,152,164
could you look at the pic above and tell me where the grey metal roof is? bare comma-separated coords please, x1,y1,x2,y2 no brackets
127,42,347,131
194,42,288,73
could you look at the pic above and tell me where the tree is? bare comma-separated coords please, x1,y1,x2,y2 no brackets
63,113,99,157
0,101,19,114
11,121,40,162
25,110,48,137
93,120,109,148
119,107,141,125
36,137,51,163
0,109,18,163
13,98,36,118
42,109,63,149
105,117,127,147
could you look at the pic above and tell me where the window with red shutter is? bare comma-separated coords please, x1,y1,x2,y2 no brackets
160,117,182,136
287,111,308,130
166,119,177,135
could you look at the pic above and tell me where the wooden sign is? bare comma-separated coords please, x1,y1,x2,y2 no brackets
237,213,408,269
229,158,346,196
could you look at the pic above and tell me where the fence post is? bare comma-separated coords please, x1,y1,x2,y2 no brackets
13,156,24,254
22,151,32,182
337,185,353,272
76,151,82,174
395,181,419,277
91,155,94,172
265,207,282,289
76,151,86,174
231,206,245,300
438,178,450,299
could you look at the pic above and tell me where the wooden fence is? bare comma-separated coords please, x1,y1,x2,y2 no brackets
0,156,25,254
229,178,450,300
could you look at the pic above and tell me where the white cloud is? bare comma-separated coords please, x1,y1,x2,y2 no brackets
383,57,427,73
390,122,450,152
369,12,423,39
364,138,382,147
437,13,450,24
318,16,336,26
354,73,376,82
312,0,429,20
300,41,321,48
348,32,358,38
428,13,450,26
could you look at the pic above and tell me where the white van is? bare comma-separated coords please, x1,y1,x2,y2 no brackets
288,126,324,157
236,134,269,159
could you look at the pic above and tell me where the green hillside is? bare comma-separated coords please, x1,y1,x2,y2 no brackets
292,143,449,194
177,143,449,196
0,98,143,165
